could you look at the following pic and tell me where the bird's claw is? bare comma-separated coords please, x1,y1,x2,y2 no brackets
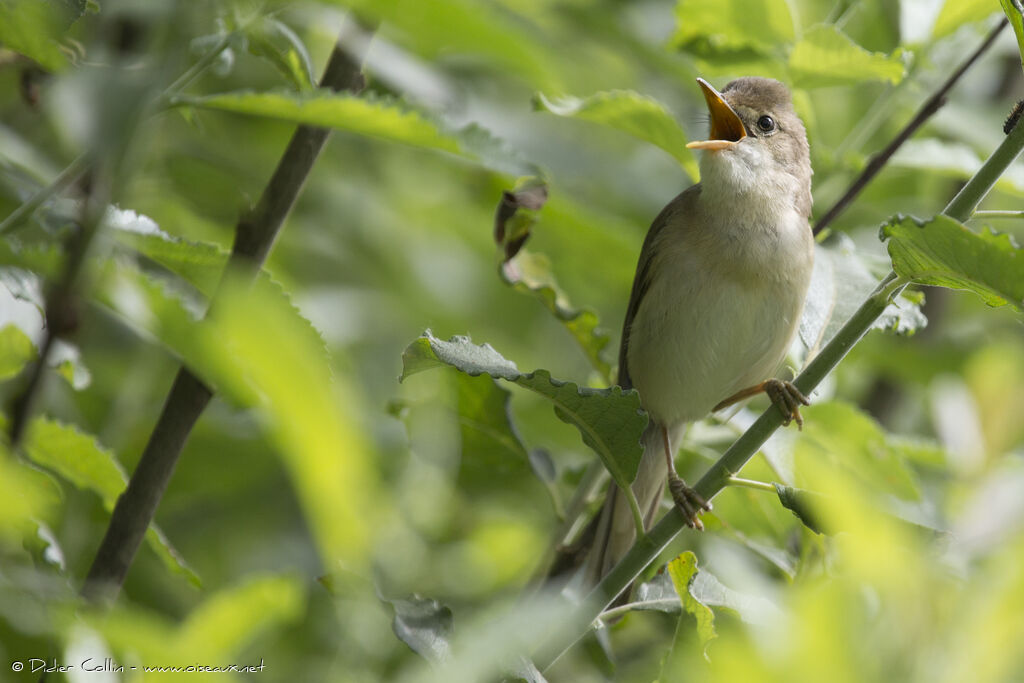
763,379,810,430
668,475,711,530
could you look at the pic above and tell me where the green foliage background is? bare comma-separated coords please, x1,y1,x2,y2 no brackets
1,0,1023,681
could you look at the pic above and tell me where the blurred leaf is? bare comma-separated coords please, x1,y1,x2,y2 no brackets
244,17,316,92
881,214,1024,311
0,324,33,380
889,138,1024,193
0,0,82,71
789,25,905,88
667,552,717,657
671,0,795,52
794,402,925,501
1002,0,1024,72
20,417,199,586
0,441,60,545
389,595,453,664
174,90,538,176
501,251,612,384
933,0,1000,40
197,274,377,571
800,235,926,356
533,91,698,180
400,331,647,490
331,0,560,90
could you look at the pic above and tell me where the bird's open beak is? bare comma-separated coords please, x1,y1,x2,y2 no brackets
686,78,746,151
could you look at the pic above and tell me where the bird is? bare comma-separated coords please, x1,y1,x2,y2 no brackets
584,76,815,586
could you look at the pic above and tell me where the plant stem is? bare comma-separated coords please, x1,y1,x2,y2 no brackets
726,476,776,492
971,210,1024,219
536,99,1024,668
813,17,1007,236
81,21,374,603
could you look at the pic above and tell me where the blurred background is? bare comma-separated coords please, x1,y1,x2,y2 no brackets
1,0,1023,681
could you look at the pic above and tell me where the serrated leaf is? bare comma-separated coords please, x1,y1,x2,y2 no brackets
389,595,453,664
1002,0,1024,72
667,552,717,658
880,214,1024,310
533,91,697,181
789,25,905,88
20,417,199,586
400,331,647,490
501,251,613,383
800,236,926,355
173,91,538,177
933,0,999,40
670,0,796,52
0,324,34,380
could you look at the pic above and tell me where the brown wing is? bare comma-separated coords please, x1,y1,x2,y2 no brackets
617,184,701,390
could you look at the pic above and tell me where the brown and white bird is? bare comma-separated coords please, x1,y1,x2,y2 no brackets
586,76,815,584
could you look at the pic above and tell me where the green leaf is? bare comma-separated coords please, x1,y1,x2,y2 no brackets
1002,0,1024,72
244,17,316,92
933,0,1000,40
671,0,796,52
20,417,199,586
880,214,1024,310
800,235,926,356
0,324,34,381
890,138,1024,193
789,25,905,88
667,552,717,658
0,0,82,71
501,251,613,383
400,331,647,490
774,483,829,534
793,402,925,502
453,373,533,487
533,91,698,181
196,274,378,571
173,91,538,177
388,595,453,664
634,566,779,624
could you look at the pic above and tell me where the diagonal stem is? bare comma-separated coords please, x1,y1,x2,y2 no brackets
813,17,1007,236
81,20,375,603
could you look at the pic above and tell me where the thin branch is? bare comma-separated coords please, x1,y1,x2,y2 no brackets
534,99,1024,670
813,18,1007,236
0,154,90,236
971,210,1024,219
726,476,776,492
81,20,375,603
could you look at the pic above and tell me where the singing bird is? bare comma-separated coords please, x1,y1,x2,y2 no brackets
586,77,815,583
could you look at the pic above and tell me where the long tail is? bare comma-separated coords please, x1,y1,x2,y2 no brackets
581,421,677,591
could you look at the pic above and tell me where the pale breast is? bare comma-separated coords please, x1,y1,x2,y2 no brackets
625,205,812,427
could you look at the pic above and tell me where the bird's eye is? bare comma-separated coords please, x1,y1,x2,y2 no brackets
756,115,776,132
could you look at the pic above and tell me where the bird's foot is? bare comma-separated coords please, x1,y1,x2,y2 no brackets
762,379,810,430
714,379,811,430
668,474,711,530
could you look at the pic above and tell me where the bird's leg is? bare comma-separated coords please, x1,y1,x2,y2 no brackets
662,424,711,530
714,379,811,429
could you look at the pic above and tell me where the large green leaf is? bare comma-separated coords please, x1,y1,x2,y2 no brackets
880,214,1024,311
533,91,698,181
671,0,796,53
400,331,647,490
16,416,199,585
789,25,905,88
173,91,537,177
0,0,83,71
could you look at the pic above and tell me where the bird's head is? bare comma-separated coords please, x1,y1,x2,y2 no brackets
687,77,811,217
